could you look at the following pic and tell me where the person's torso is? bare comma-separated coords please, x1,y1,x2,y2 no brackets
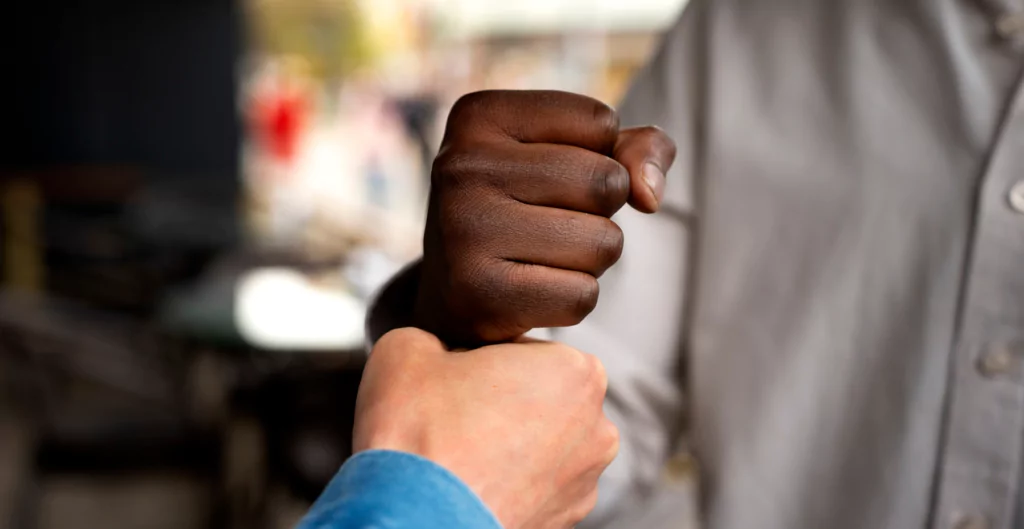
684,0,1024,527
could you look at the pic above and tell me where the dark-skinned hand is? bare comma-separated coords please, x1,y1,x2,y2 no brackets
414,90,677,346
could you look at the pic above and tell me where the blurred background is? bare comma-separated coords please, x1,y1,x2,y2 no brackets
0,0,686,527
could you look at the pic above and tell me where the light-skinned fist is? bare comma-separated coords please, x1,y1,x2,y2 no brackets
354,327,619,529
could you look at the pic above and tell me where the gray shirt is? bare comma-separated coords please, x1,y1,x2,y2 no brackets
370,0,1024,527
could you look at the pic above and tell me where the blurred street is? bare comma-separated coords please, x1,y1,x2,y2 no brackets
2,0,686,527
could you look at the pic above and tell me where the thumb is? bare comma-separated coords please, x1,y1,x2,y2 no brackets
613,126,677,214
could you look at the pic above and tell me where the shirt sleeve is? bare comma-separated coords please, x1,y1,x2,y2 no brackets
297,450,503,529
560,3,707,523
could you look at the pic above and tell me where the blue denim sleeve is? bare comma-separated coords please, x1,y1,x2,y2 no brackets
296,449,504,529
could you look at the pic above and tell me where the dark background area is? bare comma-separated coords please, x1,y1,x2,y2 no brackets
6,0,240,185
5,0,240,252
1,2,363,528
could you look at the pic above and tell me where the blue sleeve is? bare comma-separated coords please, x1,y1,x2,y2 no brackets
296,449,504,529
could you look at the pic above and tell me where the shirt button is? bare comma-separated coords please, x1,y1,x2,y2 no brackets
952,513,990,529
997,12,1024,40
977,345,1017,378
1010,181,1024,214
663,451,699,484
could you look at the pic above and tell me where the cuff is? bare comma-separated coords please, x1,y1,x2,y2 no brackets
298,449,503,529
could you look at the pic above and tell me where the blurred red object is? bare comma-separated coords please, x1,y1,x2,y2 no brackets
254,89,308,166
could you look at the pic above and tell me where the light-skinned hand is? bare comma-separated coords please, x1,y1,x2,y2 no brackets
354,327,619,529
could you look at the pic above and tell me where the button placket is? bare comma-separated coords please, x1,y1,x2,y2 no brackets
931,85,1024,529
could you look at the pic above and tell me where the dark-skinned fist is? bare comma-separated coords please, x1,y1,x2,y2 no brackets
414,90,676,346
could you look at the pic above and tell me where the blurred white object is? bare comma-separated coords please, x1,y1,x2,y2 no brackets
441,0,688,36
235,268,366,351
343,248,406,300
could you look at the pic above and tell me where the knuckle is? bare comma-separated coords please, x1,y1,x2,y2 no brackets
479,262,541,339
570,276,600,324
454,258,503,300
445,258,490,302
442,91,510,150
436,195,478,249
431,145,460,174
591,100,620,137
592,219,624,270
434,179,506,247
555,343,589,370
449,90,493,124
432,148,481,190
496,259,528,291
474,259,523,305
600,419,621,462
433,146,512,204
586,354,609,394
444,260,519,339
568,490,601,525
371,328,428,369
375,327,416,353
591,158,630,216
499,265,562,332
